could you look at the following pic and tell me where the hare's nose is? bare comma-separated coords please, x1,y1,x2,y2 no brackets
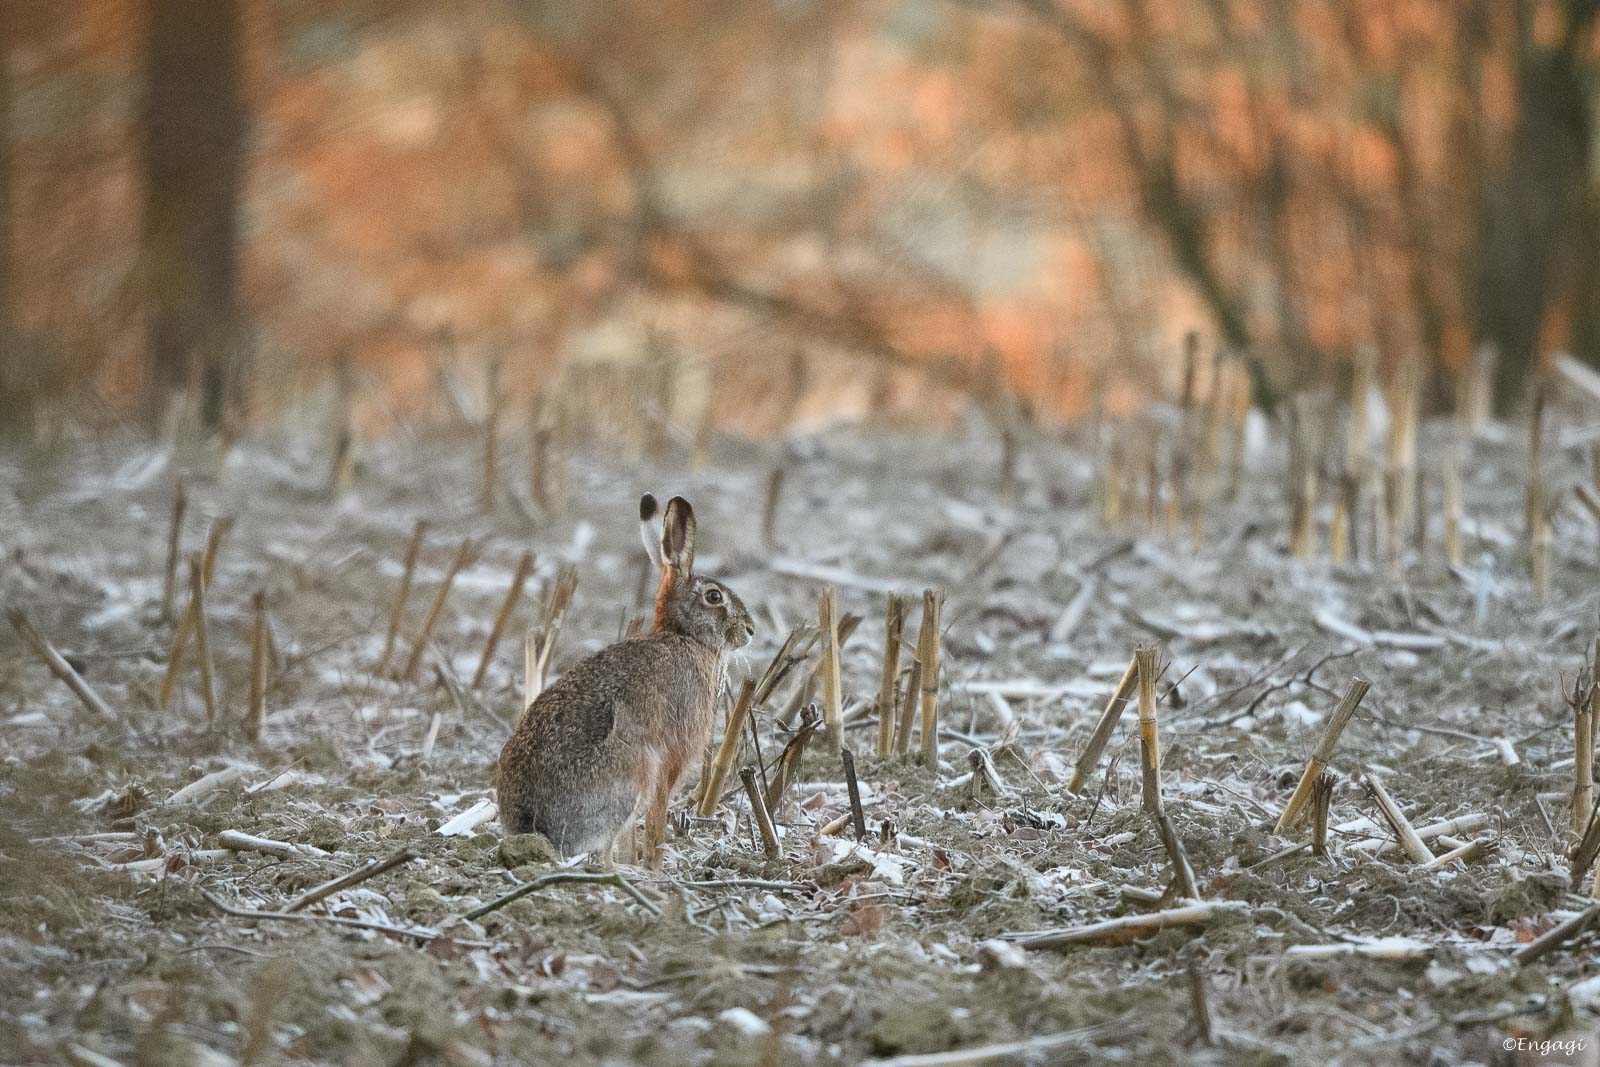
743,620,755,639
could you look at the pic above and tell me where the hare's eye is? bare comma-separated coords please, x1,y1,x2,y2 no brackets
704,588,724,606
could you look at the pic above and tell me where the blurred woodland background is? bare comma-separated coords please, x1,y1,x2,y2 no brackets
1,0,1598,439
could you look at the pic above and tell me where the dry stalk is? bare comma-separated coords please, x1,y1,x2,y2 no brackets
1226,364,1250,501
529,396,553,512
1290,467,1317,559
877,593,907,757
376,519,428,676
752,625,819,709
1361,769,1434,864
698,680,759,817
1444,444,1464,568
1143,443,1160,531
1187,962,1213,1048
1531,512,1551,603
1067,655,1138,794
1342,472,1361,564
1575,483,1600,530
766,704,823,815
459,870,659,923
778,614,857,726
161,474,188,622
1421,838,1491,870
285,850,416,913
1512,902,1600,966
740,766,782,860
1461,342,1495,435
1274,677,1370,831
1347,347,1374,479
1136,644,1163,815
894,659,922,756
1412,469,1428,556
327,350,356,496
246,590,268,741
917,589,945,767
1310,771,1335,857
1572,798,1600,891
401,537,480,683
1526,379,1547,538
159,515,235,707
1572,665,1595,836
842,748,867,839
1329,483,1348,563
481,356,501,515
1102,439,1122,525
761,463,785,549
1009,900,1249,949
1385,355,1420,559
7,608,116,720
522,631,537,718
471,550,534,689
188,553,218,723
527,565,579,699
819,587,844,754
1154,808,1198,900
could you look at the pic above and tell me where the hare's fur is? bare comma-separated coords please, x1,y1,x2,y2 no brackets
495,495,752,864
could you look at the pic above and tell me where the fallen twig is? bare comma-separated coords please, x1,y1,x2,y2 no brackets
204,890,488,946
1007,901,1249,949
8,608,116,720
461,870,661,921
285,849,416,913
1513,902,1600,966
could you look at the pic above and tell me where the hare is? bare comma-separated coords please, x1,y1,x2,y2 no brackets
496,494,754,865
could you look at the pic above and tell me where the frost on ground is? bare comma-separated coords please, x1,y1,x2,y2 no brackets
1,412,1598,1066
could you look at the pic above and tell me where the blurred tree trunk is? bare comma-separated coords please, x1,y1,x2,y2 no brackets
139,0,246,429
1476,2,1595,410
0,8,16,431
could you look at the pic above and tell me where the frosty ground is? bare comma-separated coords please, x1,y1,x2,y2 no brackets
3,410,1599,1066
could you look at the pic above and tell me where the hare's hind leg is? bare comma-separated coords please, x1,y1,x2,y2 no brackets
642,753,688,868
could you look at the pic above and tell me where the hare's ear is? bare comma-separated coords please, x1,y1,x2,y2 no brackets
661,496,695,575
639,494,665,569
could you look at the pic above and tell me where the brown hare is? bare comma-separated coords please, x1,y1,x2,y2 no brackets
496,494,754,865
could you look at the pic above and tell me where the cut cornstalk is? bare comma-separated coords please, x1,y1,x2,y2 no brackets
761,464,784,549
1275,677,1370,832
841,747,867,841
1444,445,1464,568
8,608,116,720
877,593,907,757
917,589,944,767
160,475,188,622
528,564,578,698
1310,771,1335,858
1578,664,1596,836
400,537,479,683
376,519,428,676
740,766,781,860
188,553,218,723
1136,644,1162,815
1009,901,1249,949
894,659,922,756
1067,655,1139,794
698,680,758,817
471,550,533,689
1361,770,1434,864
820,587,843,754
481,356,501,515
159,515,234,708
246,591,268,741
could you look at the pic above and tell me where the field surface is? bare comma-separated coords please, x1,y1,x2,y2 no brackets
3,415,1599,1066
